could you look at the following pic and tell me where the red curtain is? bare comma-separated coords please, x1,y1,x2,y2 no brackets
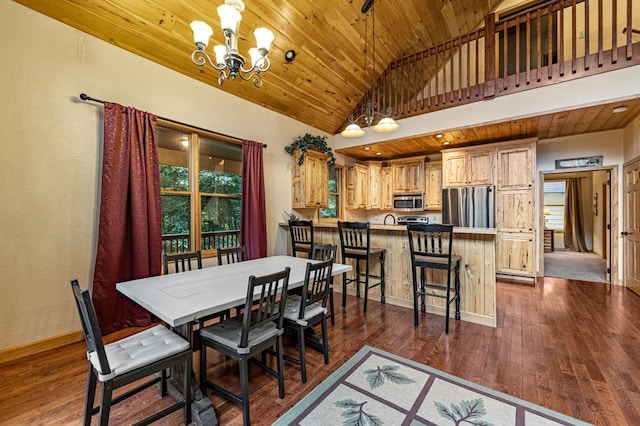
241,140,267,259
92,102,163,334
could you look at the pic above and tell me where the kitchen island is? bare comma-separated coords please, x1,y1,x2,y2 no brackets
280,222,497,328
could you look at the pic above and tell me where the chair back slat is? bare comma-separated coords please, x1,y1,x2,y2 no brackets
299,259,333,319
338,221,371,254
217,245,247,265
70,280,111,376
163,251,202,274
289,220,314,258
312,244,337,262
407,223,455,270
239,267,290,348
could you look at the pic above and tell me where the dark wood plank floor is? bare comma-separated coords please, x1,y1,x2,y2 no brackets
2,277,640,425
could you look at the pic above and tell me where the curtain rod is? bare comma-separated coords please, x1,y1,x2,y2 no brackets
78,93,266,148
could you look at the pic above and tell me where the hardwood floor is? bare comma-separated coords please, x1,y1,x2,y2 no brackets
2,277,640,425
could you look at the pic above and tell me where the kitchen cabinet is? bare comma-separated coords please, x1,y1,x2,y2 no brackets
391,156,425,193
425,161,442,210
442,147,494,187
380,166,394,210
345,163,368,209
291,149,328,208
496,232,535,277
496,190,534,232
366,161,382,210
495,138,537,279
497,143,535,190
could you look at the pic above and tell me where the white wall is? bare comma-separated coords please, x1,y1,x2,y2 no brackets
0,2,329,350
624,114,640,162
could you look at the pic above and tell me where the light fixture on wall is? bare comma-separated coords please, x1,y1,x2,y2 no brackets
341,0,399,138
190,0,274,87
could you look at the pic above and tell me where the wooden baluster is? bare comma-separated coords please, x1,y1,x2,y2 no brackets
526,12,532,83
548,5,553,79
559,3,565,75
572,0,577,72
612,0,617,64
585,0,590,70
598,0,603,67
484,13,496,98
537,8,542,81
627,0,632,59
515,15,521,87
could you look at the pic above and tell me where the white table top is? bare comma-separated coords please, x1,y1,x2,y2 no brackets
117,255,351,327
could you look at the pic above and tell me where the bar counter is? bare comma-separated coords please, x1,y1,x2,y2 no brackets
280,222,497,328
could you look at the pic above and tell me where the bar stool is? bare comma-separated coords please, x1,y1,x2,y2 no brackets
337,221,385,313
288,219,314,258
406,223,461,334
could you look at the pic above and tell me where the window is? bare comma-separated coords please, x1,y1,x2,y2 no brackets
543,180,565,230
320,166,342,221
158,124,242,254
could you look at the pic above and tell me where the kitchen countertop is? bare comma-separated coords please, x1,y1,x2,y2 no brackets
280,222,497,235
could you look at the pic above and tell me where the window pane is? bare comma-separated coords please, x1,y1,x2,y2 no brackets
201,196,241,250
161,194,190,253
157,128,190,191
198,138,242,195
320,194,338,219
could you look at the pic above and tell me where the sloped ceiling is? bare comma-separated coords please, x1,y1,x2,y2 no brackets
13,0,501,134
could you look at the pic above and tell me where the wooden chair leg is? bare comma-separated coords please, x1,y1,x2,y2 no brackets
298,327,307,383
184,354,192,425
342,272,348,307
99,381,113,426
380,252,386,304
276,335,285,399
329,286,335,325
84,368,97,426
321,317,329,364
239,359,251,426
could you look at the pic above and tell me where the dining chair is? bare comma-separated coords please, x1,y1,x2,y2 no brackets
311,243,337,325
199,267,291,426
288,219,315,258
163,250,202,274
70,280,192,426
217,245,247,265
283,259,333,383
406,223,461,334
337,221,386,313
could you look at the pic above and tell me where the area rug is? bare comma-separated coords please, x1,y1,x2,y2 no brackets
544,251,607,283
274,346,589,425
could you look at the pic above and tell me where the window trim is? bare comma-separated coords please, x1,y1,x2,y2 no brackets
319,165,343,223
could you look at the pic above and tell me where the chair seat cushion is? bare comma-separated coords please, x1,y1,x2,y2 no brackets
283,295,326,326
90,325,189,382
200,317,282,355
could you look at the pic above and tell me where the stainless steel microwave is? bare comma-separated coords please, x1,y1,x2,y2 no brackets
393,193,424,212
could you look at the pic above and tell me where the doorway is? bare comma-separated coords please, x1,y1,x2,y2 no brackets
540,167,615,283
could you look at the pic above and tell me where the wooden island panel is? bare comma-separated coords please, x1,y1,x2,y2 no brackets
297,224,497,327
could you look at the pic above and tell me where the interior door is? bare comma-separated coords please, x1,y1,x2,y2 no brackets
623,160,640,296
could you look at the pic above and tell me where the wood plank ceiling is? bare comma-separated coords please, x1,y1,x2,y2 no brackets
13,0,500,135
13,0,640,160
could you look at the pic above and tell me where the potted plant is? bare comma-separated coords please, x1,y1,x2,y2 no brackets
284,133,336,170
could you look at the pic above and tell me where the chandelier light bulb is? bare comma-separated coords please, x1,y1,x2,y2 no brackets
191,21,213,48
213,45,227,65
248,48,261,67
341,123,366,138
254,28,275,52
373,117,400,133
217,4,242,34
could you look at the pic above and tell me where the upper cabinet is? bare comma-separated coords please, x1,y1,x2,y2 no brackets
497,144,535,190
442,147,494,187
291,150,329,208
345,163,368,209
380,166,394,210
425,161,442,210
366,161,382,210
391,156,425,193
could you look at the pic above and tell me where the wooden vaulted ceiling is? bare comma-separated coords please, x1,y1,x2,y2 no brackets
13,0,640,159
13,0,500,135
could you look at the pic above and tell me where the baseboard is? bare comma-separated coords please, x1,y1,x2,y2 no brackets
0,330,83,365
496,273,536,285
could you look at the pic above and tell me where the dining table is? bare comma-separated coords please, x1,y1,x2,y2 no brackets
117,254,351,426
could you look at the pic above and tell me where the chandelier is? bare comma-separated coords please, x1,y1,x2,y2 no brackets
341,0,399,138
190,0,274,88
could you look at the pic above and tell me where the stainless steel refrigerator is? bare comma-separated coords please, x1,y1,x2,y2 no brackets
442,185,495,228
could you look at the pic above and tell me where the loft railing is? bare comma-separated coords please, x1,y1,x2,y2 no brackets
343,0,640,129
162,230,240,254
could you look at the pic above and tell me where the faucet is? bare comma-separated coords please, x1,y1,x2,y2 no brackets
383,214,396,225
